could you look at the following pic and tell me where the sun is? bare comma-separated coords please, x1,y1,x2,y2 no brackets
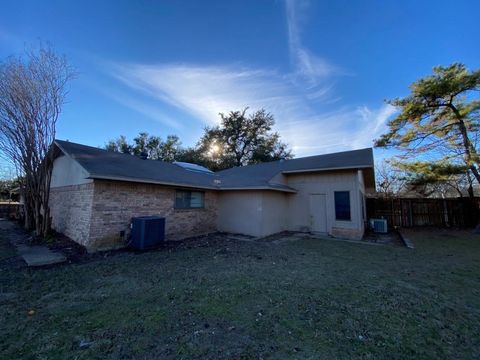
209,143,220,155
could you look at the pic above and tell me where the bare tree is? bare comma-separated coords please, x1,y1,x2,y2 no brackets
375,161,407,196
0,44,75,237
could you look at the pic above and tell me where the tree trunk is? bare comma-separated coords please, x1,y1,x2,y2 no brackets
448,104,480,224
467,171,475,200
450,104,480,184
34,198,41,237
23,202,33,230
41,169,52,238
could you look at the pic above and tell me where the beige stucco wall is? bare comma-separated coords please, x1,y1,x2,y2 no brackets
217,190,288,237
285,170,365,239
358,170,367,225
51,155,92,188
217,191,263,236
358,170,365,193
260,191,288,236
217,171,366,240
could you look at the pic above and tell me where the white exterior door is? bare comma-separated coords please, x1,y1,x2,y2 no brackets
309,194,327,233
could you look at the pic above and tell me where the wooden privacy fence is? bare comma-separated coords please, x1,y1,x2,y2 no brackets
366,197,480,228
0,202,22,219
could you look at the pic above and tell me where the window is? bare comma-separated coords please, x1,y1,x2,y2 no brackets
334,191,351,221
175,190,205,209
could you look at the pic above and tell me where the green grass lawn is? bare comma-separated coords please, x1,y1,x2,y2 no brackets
1,228,480,359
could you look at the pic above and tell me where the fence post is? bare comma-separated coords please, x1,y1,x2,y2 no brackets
442,198,449,227
408,200,412,227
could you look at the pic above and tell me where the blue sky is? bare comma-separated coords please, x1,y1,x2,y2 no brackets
0,0,479,160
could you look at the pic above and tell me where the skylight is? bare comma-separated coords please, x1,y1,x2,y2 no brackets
173,161,214,174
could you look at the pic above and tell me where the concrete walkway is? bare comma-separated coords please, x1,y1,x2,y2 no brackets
16,244,66,266
255,231,390,246
275,233,387,246
397,230,415,249
0,219,66,266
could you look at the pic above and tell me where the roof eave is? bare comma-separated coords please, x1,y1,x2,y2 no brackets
88,175,297,193
219,186,297,193
88,174,219,190
281,165,373,174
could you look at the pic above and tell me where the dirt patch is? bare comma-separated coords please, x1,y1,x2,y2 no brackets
363,230,405,246
260,230,405,247
3,220,240,266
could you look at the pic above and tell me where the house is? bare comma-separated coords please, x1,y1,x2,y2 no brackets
49,140,375,251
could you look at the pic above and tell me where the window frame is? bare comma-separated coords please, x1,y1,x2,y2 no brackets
334,191,351,221
174,190,205,210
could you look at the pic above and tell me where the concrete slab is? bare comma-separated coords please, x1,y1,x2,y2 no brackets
397,231,415,249
226,235,258,242
305,234,386,246
271,235,306,244
259,231,386,246
17,244,66,266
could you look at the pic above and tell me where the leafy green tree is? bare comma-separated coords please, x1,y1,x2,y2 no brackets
105,133,182,161
160,135,182,162
197,108,292,171
105,135,132,154
175,147,207,166
104,109,292,171
394,160,474,198
375,63,480,184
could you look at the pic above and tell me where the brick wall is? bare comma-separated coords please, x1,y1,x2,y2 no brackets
50,180,218,251
49,183,94,246
88,180,218,251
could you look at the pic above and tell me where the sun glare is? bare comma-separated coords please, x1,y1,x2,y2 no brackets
209,143,220,155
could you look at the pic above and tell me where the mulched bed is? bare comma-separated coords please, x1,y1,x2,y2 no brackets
3,219,234,267
43,231,234,264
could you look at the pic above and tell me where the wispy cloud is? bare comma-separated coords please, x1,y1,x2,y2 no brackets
351,104,397,149
99,0,394,156
285,0,342,86
105,91,185,130
109,64,296,126
276,104,396,154
106,61,394,155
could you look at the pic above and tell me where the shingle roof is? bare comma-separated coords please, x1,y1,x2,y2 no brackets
54,140,220,190
218,148,373,178
54,140,374,192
